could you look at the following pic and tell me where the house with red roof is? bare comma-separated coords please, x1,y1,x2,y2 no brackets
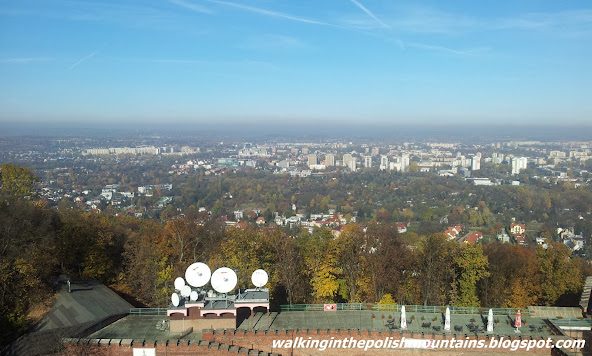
510,223,526,235
457,231,483,244
514,233,527,246
396,223,407,233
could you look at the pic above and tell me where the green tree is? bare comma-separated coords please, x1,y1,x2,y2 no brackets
453,244,489,307
303,228,339,302
537,243,582,306
0,163,39,197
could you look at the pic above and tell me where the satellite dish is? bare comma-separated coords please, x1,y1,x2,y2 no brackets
251,269,268,288
174,277,185,290
207,290,216,298
211,267,238,294
180,285,191,298
185,262,211,287
171,292,180,307
190,290,198,301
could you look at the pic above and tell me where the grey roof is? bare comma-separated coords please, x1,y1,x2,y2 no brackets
2,280,133,356
36,280,133,332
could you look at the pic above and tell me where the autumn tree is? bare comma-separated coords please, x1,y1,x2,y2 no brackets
416,234,455,306
362,222,404,302
270,230,305,304
0,163,39,197
451,244,489,307
537,243,582,306
335,224,365,302
303,228,339,302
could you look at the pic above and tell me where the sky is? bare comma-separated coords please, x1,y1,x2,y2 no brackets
0,0,591,126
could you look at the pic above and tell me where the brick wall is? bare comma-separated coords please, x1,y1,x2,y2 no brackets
60,329,581,356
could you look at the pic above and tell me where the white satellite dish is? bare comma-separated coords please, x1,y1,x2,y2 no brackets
180,285,192,298
251,269,268,288
171,292,180,307
190,290,198,301
211,267,238,294
207,290,216,298
185,262,212,287
174,277,185,290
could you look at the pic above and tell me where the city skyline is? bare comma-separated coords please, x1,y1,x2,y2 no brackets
1,0,591,125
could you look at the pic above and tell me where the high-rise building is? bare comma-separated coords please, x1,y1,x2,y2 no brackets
307,154,318,167
343,154,352,167
364,155,372,168
380,155,389,170
401,154,410,172
325,154,335,167
371,147,380,157
471,156,481,171
511,156,528,175
348,158,357,172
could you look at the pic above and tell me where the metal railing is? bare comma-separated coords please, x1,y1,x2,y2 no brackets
280,303,530,316
129,308,168,315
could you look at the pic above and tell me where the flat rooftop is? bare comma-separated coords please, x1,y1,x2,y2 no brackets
88,315,202,341
238,310,557,338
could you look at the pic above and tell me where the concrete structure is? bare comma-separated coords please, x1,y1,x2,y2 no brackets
401,154,410,172
380,155,389,170
511,156,528,175
307,154,318,167
471,155,481,171
364,155,372,168
325,153,335,167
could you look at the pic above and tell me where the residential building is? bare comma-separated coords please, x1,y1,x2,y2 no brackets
325,153,335,167
380,155,389,170
307,154,318,167
511,156,528,175
510,223,526,235
471,155,481,170
401,154,410,172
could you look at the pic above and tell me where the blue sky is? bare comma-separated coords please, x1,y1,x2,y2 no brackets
0,0,591,125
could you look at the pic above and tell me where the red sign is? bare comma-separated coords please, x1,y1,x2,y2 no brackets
515,310,522,328
324,304,337,311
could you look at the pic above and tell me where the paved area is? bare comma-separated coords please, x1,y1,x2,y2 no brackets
238,311,555,337
89,315,203,341
528,306,584,319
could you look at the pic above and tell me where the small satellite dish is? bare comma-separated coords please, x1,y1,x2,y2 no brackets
211,267,238,294
251,269,268,288
180,285,191,298
207,290,216,298
185,262,212,287
190,290,198,301
171,292,180,307
174,277,185,290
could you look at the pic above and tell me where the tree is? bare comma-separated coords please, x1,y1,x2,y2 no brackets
537,243,582,306
363,223,404,302
452,244,489,307
271,231,304,305
303,228,339,302
335,224,365,302
416,234,455,306
0,163,39,197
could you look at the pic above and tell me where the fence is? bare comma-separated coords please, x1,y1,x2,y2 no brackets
129,308,168,315
280,303,531,316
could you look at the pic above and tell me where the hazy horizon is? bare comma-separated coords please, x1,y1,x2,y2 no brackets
1,120,591,142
